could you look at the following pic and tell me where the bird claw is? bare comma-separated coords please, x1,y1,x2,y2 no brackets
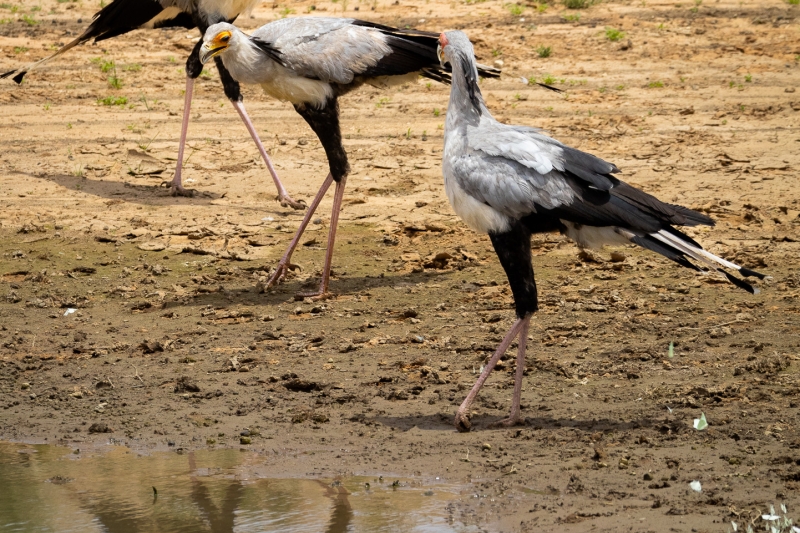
454,411,472,433
294,289,335,302
161,180,195,197
279,195,307,211
264,261,300,289
489,416,525,429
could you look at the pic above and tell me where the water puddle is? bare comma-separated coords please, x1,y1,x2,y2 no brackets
0,442,474,533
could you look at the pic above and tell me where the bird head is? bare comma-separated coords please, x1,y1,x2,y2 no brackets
200,23,237,64
437,33,449,68
437,31,475,67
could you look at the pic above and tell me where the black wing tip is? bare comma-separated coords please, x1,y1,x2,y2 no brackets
477,66,501,79
723,271,759,294
536,82,562,93
739,267,766,280
1,69,26,84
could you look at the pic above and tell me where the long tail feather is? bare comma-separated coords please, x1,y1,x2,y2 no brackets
1,35,84,84
650,229,764,293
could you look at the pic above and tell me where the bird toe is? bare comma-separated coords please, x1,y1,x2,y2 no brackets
454,413,472,433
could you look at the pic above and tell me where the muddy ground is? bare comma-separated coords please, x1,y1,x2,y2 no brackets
1,0,800,530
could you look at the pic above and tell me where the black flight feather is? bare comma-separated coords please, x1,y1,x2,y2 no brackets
250,37,285,66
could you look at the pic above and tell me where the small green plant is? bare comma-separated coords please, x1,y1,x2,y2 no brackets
648,80,664,88
545,106,553,111
107,66,122,89
563,0,590,7
30,5,41,11
433,108,440,117
405,127,412,139
491,48,502,57
91,57,116,73
72,165,85,178
598,86,606,93
21,14,37,25
375,97,389,108
124,63,142,72
278,5,295,17
425,82,432,89
536,45,552,58
789,0,800,5
657,23,665,30
67,123,72,129
505,2,524,15
536,3,547,12
98,96,128,106
562,12,581,22
168,56,176,63
729,80,735,88
605,27,625,41
744,74,752,82
542,74,557,85
616,84,625,90
13,46,28,54
200,69,212,80
43,102,51,111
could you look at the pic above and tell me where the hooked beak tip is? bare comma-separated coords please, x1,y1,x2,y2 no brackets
199,44,224,65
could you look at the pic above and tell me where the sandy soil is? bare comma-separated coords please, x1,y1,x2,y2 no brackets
1,0,800,530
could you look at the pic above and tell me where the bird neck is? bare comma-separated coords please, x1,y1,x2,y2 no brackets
446,55,489,127
221,34,279,85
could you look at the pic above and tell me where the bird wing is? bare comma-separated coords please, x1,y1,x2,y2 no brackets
452,117,712,230
469,121,616,191
250,17,498,86
448,129,578,221
251,18,392,85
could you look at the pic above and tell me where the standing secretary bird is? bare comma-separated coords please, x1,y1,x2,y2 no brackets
199,19,500,299
437,31,767,432
0,0,304,207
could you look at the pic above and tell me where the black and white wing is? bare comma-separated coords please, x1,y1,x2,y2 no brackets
250,17,498,86
451,117,766,292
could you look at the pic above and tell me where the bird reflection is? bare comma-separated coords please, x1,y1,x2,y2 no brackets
315,479,353,533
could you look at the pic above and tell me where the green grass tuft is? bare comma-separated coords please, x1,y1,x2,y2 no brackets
605,27,625,41
97,96,128,106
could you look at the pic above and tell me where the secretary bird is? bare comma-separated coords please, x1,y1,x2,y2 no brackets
437,31,766,432
0,0,304,207
199,19,500,298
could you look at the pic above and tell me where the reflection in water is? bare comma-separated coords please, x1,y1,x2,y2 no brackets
316,480,353,533
0,443,468,533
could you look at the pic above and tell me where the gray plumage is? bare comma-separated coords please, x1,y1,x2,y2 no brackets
198,19,502,299
441,30,766,431
201,19,500,108
440,30,764,292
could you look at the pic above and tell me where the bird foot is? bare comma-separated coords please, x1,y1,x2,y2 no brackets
489,415,525,429
161,180,195,197
294,289,335,302
454,411,472,433
279,195,307,211
264,261,300,290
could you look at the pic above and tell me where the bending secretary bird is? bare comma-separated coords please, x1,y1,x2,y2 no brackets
437,31,767,432
198,19,499,299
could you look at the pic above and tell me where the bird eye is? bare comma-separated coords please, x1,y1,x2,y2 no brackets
220,34,230,42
